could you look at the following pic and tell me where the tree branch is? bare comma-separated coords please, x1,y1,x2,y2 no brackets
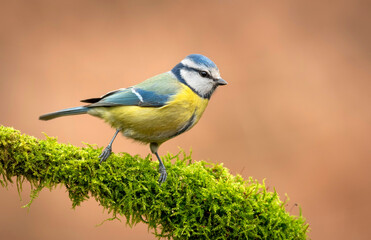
0,126,308,239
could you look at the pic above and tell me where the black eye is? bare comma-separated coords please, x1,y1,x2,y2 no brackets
199,71,210,78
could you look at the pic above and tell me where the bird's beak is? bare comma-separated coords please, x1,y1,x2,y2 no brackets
216,78,228,86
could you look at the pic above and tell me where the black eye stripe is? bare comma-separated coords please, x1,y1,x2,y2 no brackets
197,70,212,79
199,70,210,78
181,65,213,79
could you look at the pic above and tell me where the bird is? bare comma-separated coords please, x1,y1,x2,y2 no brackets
39,54,227,183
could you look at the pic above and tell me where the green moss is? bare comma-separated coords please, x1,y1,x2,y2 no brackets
0,125,309,239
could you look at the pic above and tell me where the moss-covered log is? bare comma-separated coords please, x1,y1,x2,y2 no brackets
0,126,308,239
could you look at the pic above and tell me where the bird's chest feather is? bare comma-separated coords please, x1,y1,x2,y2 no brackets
94,85,209,143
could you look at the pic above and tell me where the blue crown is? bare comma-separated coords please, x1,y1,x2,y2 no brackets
186,54,217,69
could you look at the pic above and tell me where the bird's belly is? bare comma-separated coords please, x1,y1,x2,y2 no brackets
88,89,209,143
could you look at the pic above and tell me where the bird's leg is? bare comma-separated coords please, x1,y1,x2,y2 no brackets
150,143,167,184
99,129,120,163
155,152,167,184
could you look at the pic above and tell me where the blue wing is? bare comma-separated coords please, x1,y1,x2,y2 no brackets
82,72,182,108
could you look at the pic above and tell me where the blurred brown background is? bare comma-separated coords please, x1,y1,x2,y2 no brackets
0,0,370,239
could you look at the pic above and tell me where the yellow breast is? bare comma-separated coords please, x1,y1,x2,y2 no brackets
89,85,209,143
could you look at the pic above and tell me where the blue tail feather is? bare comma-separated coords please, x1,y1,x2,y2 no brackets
39,106,88,120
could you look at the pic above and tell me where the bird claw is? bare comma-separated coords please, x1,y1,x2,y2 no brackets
99,145,112,163
158,164,167,184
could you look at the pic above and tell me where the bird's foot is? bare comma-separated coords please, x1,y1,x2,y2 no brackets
99,145,112,163
158,164,167,184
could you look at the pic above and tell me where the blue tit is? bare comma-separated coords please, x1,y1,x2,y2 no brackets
39,54,227,183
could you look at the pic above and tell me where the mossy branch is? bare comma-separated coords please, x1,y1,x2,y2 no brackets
0,126,308,239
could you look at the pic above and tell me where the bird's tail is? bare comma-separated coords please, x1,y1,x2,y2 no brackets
39,106,89,120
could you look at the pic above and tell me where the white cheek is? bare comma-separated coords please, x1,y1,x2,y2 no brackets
180,69,214,96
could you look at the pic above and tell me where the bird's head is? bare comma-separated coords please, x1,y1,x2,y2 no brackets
171,54,227,99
